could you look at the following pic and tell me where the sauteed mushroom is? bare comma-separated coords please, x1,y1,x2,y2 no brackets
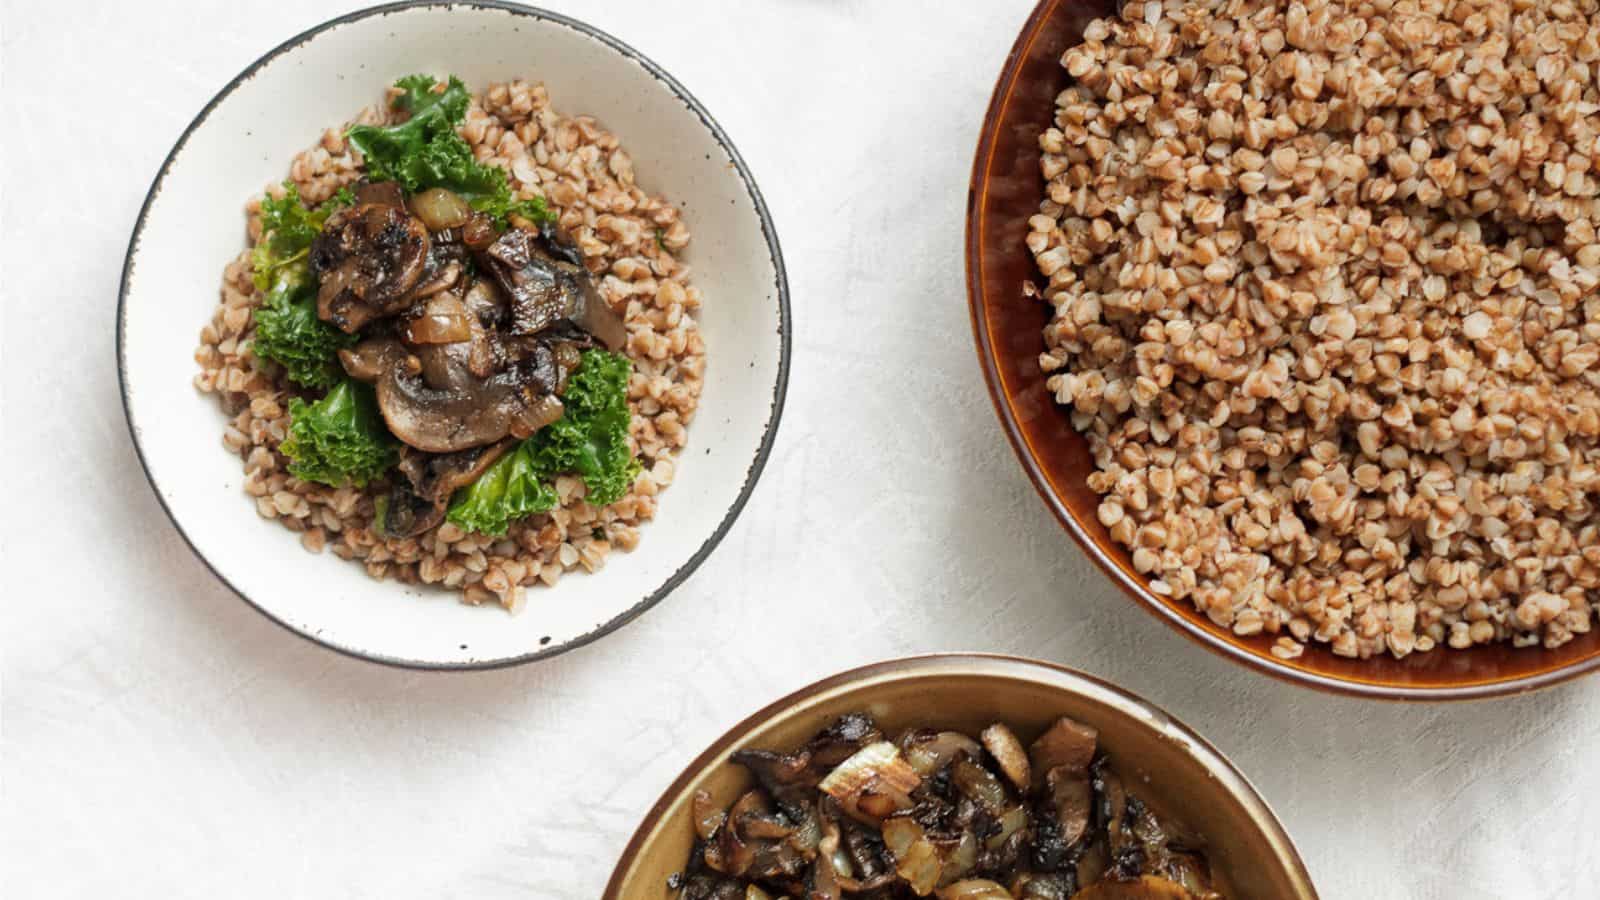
480,228,627,350
310,193,431,332
673,715,1225,900
380,440,516,538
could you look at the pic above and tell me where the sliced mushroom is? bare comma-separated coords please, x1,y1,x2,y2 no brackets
480,227,626,349
338,337,413,383
1030,716,1100,787
1045,765,1094,848
409,258,463,302
805,712,884,767
311,199,431,332
981,723,1031,792
460,278,505,378
379,439,514,538
376,365,551,453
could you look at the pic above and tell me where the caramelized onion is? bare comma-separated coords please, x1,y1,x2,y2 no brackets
405,293,472,345
408,187,472,231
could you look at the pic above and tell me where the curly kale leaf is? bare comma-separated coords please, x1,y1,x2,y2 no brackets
344,74,553,226
248,184,357,388
252,267,356,390
527,349,640,507
250,182,353,292
280,380,398,488
444,350,639,535
443,442,560,537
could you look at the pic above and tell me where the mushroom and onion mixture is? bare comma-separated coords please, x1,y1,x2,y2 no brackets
673,714,1222,900
1030,0,1600,659
196,75,704,608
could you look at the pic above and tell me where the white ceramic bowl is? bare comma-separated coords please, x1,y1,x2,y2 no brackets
118,2,790,668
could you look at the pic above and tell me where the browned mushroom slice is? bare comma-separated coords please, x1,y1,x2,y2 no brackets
311,201,431,332
980,724,1031,792
1029,716,1099,787
480,228,626,349
408,258,464,302
804,712,884,767
376,367,541,453
354,179,406,208
1045,765,1094,848
338,337,413,383
1012,872,1077,899
379,440,515,538
459,278,505,379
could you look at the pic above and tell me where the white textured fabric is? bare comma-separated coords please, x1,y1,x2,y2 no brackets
3,2,1597,898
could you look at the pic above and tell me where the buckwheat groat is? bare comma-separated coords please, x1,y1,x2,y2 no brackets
1029,0,1600,658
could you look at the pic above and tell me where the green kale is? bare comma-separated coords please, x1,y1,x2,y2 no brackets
344,74,554,226
252,266,355,389
444,442,560,537
280,380,398,488
527,349,641,506
251,182,352,292
249,184,357,388
444,350,639,535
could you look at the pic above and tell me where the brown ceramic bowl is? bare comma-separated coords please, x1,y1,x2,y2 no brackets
965,0,1600,700
605,654,1317,899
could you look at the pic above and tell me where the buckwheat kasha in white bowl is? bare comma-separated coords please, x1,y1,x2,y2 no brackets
1029,0,1600,661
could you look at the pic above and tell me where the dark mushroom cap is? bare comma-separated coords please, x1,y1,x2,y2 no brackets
311,199,431,333
380,440,516,538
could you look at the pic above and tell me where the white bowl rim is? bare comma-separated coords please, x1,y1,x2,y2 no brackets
116,0,792,670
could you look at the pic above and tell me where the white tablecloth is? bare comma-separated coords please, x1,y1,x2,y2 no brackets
5,2,1597,897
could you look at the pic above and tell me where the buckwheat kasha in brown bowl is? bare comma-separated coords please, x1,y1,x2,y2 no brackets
1026,0,1599,664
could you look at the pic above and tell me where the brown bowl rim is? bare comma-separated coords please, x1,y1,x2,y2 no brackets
964,0,1600,702
603,652,1319,899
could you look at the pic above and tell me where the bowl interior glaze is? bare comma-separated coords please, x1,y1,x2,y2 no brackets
966,0,1600,699
606,656,1317,900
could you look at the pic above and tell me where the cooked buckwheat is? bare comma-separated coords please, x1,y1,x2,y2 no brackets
1030,0,1600,658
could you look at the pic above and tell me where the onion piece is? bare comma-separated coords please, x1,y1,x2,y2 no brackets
690,789,725,841
404,293,472,345
901,730,983,777
951,756,1010,814
986,805,1028,851
818,741,921,825
408,187,472,231
881,817,941,896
